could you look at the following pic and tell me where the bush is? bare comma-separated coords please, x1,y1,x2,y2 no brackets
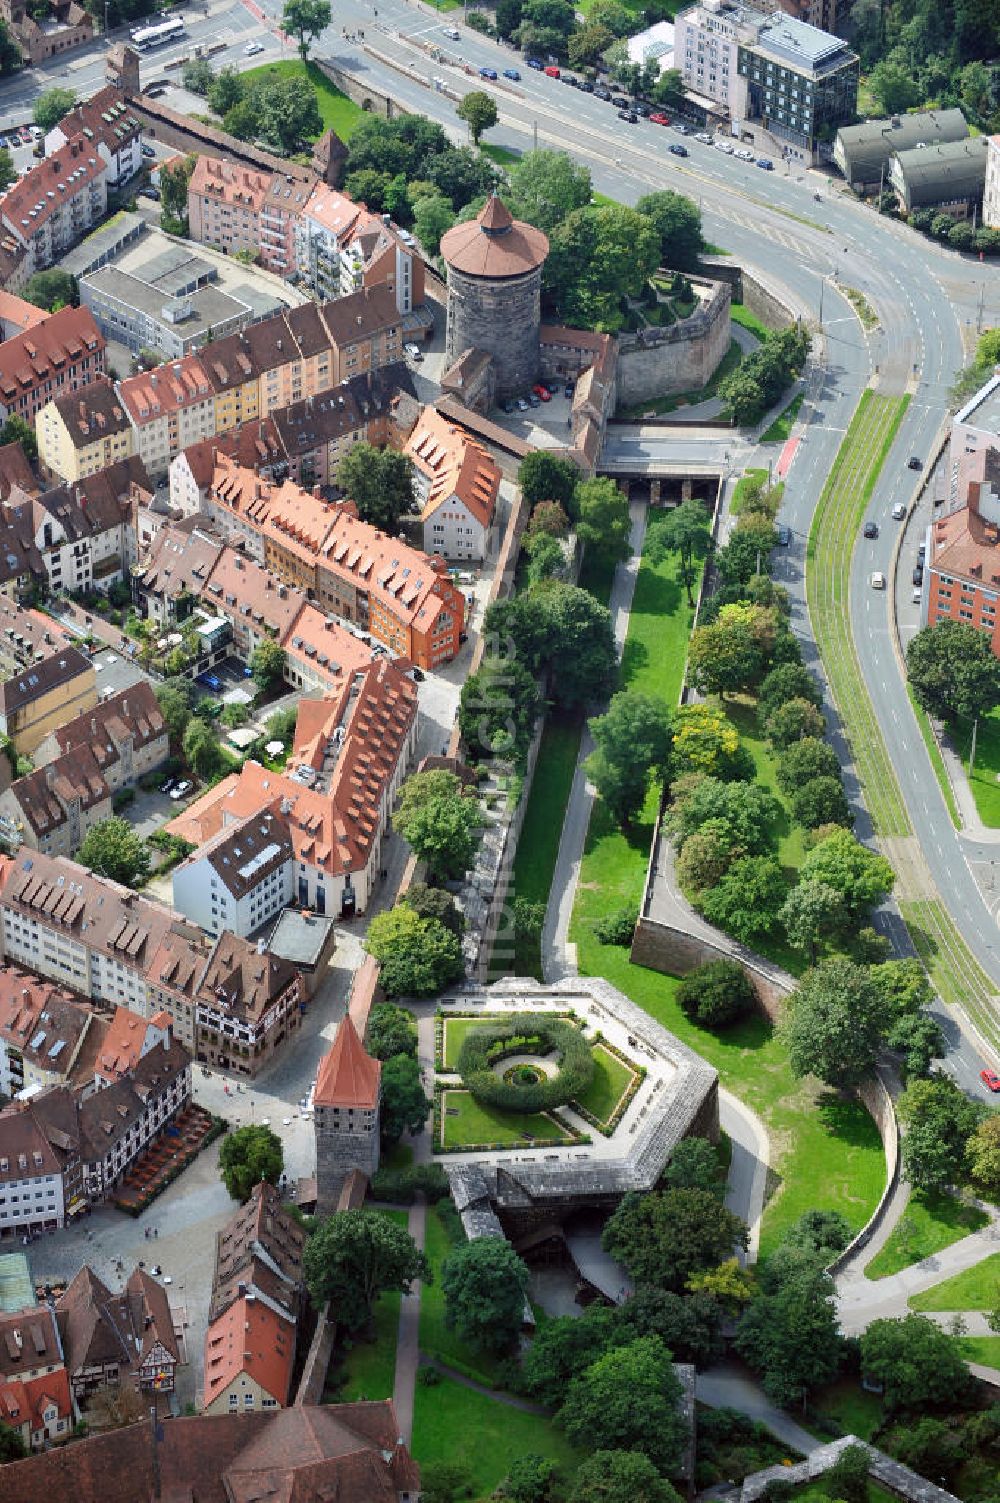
677,959,755,1028
370,1162,450,1203
457,1013,594,1113
593,903,638,946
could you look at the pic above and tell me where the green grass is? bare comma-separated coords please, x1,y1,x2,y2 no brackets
843,286,879,330
811,1378,884,1441
951,710,1000,827
569,521,884,1256
326,1209,407,1402
730,300,773,340
511,716,583,905
418,1206,507,1385
731,467,768,515
897,896,998,1045
761,393,804,444
440,1090,577,1148
909,1250,1000,1311
241,59,366,140
724,697,807,878
906,688,960,829
573,1041,637,1124
617,337,742,419
480,143,521,169
866,1191,989,1280
807,389,912,838
959,1335,1000,1369
411,1377,580,1500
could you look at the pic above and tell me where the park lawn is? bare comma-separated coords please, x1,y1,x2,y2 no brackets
412,1376,579,1500
507,713,584,978
418,1206,507,1385
811,1377,884,1442
951,711,1000,827
908,1250,1000,1311
959,1335,1000,1368
572,1041,637,1124
481,143,521,169
440,1090,576,1149
440,1014,509,1071
241,59,365,140
866,1192,990,1281
761,393,804,444
620,522,700,700
326,1209,407,1403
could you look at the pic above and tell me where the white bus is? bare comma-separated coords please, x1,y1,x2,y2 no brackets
130,15,185,48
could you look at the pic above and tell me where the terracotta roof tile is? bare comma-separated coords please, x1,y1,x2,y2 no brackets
314,1014,380,1109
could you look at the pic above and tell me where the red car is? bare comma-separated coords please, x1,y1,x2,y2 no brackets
543,65,560,77
650,113,670,126
532,383,551,402
981,1068,1000,1092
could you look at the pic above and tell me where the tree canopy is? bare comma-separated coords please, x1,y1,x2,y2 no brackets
696,855,788,944
77,817,150,889
907,619,1000,723
440,1236,530,1352
576,476,633,566
736,1264,844,1407
335,443,416,533
302,1208,430,1330
250,637,285,689
781,956,888,1088
677,959,756,1029
485,582,616,709
603,1187,748,1292
366,1001,417,1060
23,269,78,313
364,904,464,998
634,189,704,271
560,1336,686,1472
571,1450,683,1503
517,451,580,513
585,691,673,827
281,0,331,59
799,828,895,918
219,1124,283,1203
896,1072,985,1192
457,90,499,145
546,203,660,331
33,87,76,132
860,1314,972,1410
380,1054,430,1143
649,499,711,606
507,149,592,232
393,770,480,881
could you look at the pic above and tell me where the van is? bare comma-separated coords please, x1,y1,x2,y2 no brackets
871,572,886,590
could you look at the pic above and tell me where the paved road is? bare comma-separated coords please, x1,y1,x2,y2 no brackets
696,1364,818,1456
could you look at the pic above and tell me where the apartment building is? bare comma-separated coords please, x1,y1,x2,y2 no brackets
202,1294,295,1415
169,422,286,517
118,355,218,477
168,655,417,918
172,808,295,940
209,1179,304,1325
44,86,143,190
925,445,1000,647
675,0,749,122
295,184,424,315
0,305,105,428
0,647,97,757
131,519,224,627
197,546,303,660
1,0,94,66
404,403,500,562
36,376,135,483
268,363,409,487
34,680,168,793
94,1005,174,1087
0,1097,74,1235
0,966,99,1097
189,160,314,278
0,1304,73,1450
187,932,303,1076
0,136,108,286
987,134,1000,229
322,284,403,384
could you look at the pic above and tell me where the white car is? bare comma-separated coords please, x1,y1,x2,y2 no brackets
912,587,922,604
892,502,906,520
695,132,712,144
245,40,264,55
403,342,423,361
871,572,886,590
443,25,460,39
169,779,193,800
714,138,734,153
735,147,755,161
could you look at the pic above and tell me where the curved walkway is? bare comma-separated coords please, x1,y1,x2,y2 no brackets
695,1363,818,1455
835,1206,1000,1336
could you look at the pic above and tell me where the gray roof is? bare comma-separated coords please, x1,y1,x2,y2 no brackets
835,109,969,181
266,907,336,968
751,10,848,68
59,211,146,278
81,266,250,341
889,135,988,207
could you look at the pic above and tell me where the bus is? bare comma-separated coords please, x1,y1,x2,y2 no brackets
130,15,185,48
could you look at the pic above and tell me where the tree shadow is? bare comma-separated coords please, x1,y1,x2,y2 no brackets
816,1090,881,1148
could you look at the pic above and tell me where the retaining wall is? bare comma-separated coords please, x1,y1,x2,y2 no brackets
616,278,731,407
293,1302,336,1407
741,1436,961,1503
313,56,407,119
697,258,800,330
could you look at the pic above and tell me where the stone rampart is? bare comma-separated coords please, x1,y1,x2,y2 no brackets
616,276,731,408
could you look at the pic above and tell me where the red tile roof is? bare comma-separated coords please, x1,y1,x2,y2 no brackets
203,1293,295,1409
0,1365,72,1438
314,1014,380,1109
0,305,103,409
440,193,549,278
0,136,106,248
406,403,500,530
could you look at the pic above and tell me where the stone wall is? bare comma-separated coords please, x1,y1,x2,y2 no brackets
615,277,731,408
698,257,799,331
742,1437,961,1503
445,264,544,401
126,96,315,181
630,915,792,1020
311,57,406,120
293,1302,335,1407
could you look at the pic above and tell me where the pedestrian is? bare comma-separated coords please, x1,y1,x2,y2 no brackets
154,1227,158,1239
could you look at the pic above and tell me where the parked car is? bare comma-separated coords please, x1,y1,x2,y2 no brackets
443,25,460,38
479,66,497,79
199,672,222,691
649,113,670,126
532,383,551,402
635,101,652,116
871,572,886,589
981,1068,1000,1092
863,521,879,539
675,122,691,135
735,146,755,161
561,73,577,85
917,542,926,561
669,143,688,156
543,64,560,77
141,143,155,158
517,396,529,410
139,185,160,200
714,138,734,153
908,455,922,470
695,131,713,143
404,342,423,361
503,67,520,79
618,109,639,123
18,127,30,144
892,502,906,519
502,398,515,414
170,780,193,801
912,587,923,604
912,565,923,586
594,86,611,99
160,778,175,796
528,58,544,69
527,391,541,407
580,80,594,92
756,157,773,170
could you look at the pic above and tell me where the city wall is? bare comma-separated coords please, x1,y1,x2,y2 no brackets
615,276,732,408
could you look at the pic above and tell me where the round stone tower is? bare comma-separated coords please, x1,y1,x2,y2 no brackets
440,195,549,402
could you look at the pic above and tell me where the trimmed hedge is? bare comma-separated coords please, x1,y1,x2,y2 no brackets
456,1012,594,1113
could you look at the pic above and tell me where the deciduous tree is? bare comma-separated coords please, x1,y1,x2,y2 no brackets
576,476,632,565
669,776,781,855
219,1124,283,1203
380,1053,430,1142
860,1314,972,1409
364,905,464,998
182,716,223,780
412,193,455,256
696,855,788,944
896,1073,985,1192
907,620,1000,723
789,774,853,830
459,654,540,762
303,1208,430,1330
440,1236,529,1352
517,451,579,513
77,817,150,888
766,695,826,749
393,770,480,880
546,204,660,331
559,1336,686,1472
570,1450,682,1503
336,443,416,533
282,0,331,60
635,189,704,271
23,268,78,312
33,87,76,131
676,959,755,1028
400,883,463,935
585,691,673,827
662,1136,724,1196
687,603,776,696
671,703,751,781
366,1002,417,1060
781,956,888,1088
650,497,711,606
967,1113,1000,1198
603,1188,748,1292
457,90,499,145
779,879,847,962
250,637,285,689
736,1265,843,1407
799,827,894,918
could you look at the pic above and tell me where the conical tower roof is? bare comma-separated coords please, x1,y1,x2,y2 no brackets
440,193,549,280
314,1013,381,1109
